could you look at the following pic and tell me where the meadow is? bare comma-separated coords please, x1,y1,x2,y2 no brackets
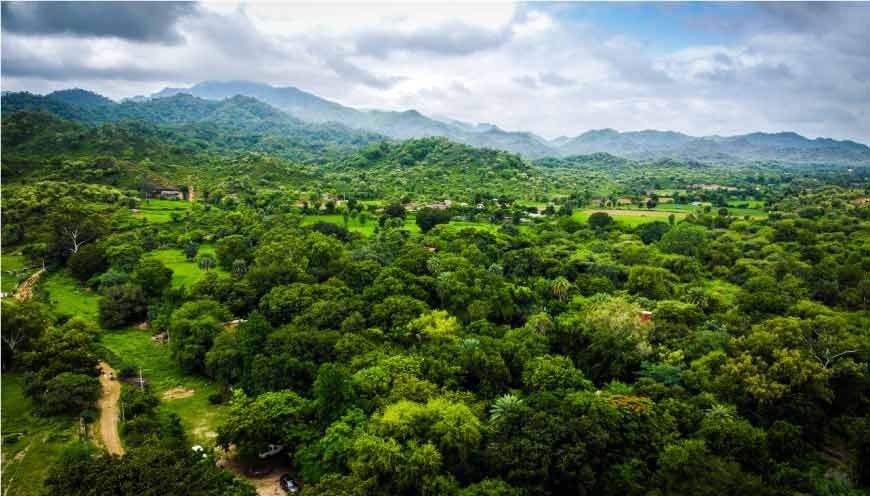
1,253,34,294
144,244,226,288
574,208,685,227
40,270,101,322
101,330,228,446
131,199,194,224
1,375,78,496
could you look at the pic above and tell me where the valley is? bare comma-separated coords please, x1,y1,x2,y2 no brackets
1,86,869,496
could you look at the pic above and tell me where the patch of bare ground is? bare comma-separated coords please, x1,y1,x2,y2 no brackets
162,387,195,400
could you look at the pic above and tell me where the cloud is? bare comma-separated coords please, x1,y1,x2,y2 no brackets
321,54,405,90
513,75,538,89
1,1,197,43
1,2,868,143
355,21,512,58
538,71,575,87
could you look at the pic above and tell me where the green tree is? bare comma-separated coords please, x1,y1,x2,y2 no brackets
216,235,252,271
38,372,100,415
98,283,147,329
658,223,710,259
416,207,453,233
588,211,613,229
67,243,108,282
130,259,173,298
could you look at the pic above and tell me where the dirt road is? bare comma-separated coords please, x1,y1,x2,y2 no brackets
97,362,124,456
14,268,44,301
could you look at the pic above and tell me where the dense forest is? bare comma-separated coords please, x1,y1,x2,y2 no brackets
2,91,869,496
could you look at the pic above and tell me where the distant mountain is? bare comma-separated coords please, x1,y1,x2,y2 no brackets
6,83,868,166
555,129,870,166
151,81,556,158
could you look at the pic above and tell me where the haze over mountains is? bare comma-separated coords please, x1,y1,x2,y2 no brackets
4,81,869,166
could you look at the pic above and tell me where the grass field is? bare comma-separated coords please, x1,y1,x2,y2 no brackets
1,374,78,496
40,270,100,322
574,208,686,227
302,214,422,235
145,244,226,288
1,253,35,294
101,330,228,446
132,199,193,224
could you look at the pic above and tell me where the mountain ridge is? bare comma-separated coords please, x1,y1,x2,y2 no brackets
4,84,869,165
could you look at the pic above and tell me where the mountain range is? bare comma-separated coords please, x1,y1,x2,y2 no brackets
3,82,869,166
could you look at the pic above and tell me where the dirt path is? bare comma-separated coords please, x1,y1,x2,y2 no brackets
97,362,124,456
14,268,44,301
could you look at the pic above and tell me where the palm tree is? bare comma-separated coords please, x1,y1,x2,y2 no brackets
197,254,216,272
686,287,708,309
231,258,248,276
489,394,523,424
705,403,736,420
551,276,572,303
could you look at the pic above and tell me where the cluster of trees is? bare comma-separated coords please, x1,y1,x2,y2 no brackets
19,181,866,494
3,100,870,495
2,301,102,416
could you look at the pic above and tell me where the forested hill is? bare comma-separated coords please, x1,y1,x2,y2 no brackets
150,81,870,166
149,80,557,158
555,128,870,166
6,86,870,165
1,92,384,163
0,110,549,200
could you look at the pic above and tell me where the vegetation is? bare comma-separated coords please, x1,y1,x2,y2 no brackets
2,89,869,496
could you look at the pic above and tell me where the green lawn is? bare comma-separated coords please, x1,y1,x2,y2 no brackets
302,214,422,235
40,270,100,323
1,253,35,294
145,244,226,289
101,330,227,446
574,209,685,227
1,374,78,496
132,199,193,224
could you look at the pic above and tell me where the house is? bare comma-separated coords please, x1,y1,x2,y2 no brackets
426,200,452,209
154,189,184,200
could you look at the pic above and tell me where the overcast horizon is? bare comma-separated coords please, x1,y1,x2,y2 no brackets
2,1,869,143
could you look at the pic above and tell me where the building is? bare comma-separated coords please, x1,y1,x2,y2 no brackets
426,200,452,209
154,189,184,200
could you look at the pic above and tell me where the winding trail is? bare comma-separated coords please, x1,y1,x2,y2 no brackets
14,268,44,301
97,362,124,456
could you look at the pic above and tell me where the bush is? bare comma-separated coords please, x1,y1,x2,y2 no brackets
99,283,147,329
38,372,100,416
67,244,108,282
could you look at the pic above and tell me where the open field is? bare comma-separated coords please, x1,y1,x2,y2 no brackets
302,213,422,235
1,374,78,496
1,253,35,294
145,244,226,288
101,329,228,446
574,208,685,227
132,199,193,224
40,270,101,322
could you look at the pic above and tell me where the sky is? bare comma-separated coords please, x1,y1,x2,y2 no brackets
2,1,869,142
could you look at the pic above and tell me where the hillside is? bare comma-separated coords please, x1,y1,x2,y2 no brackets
1,92,384,163
150,81,556,158
556,128,870,166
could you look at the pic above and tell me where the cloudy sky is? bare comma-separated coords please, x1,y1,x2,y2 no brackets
2,1,869,142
